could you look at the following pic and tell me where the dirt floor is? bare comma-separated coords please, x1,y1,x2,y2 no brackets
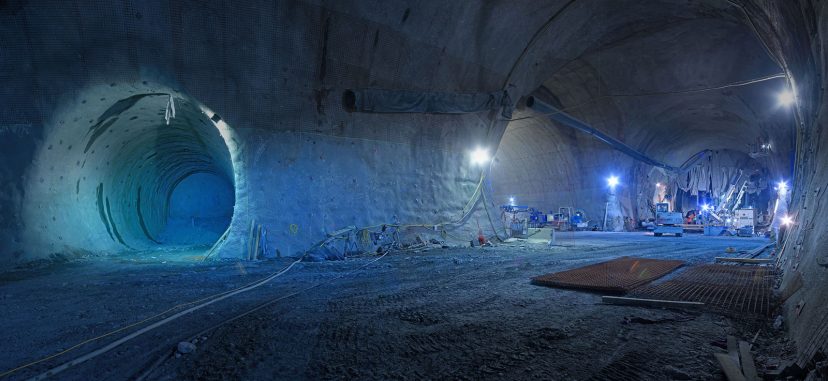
0,232,791,380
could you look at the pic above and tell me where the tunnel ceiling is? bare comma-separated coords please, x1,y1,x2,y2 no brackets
520,0,795,177
491,0,799,227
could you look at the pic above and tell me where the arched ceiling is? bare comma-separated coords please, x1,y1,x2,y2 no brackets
524,0,795,176
491,0,798,229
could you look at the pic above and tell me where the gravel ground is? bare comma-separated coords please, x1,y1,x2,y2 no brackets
0,232,785,380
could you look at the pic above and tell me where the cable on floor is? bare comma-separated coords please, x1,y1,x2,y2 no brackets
134,250,390,381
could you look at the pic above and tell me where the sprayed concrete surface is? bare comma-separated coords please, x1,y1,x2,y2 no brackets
0,232,788,380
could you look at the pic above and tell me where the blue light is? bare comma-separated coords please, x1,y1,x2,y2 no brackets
777,180,788,195
607,175,619,189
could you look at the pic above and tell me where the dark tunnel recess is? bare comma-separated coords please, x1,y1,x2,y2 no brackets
26,86,236,254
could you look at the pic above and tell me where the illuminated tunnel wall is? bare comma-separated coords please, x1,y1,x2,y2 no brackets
0,0,806,262
22,84,236,254
491,108,636,227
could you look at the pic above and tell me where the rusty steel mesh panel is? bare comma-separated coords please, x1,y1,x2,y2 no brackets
629,265,777,317
531,256,685,292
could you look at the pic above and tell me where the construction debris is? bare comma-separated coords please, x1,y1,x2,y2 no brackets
715,353,746,381
739,341,759,380
714,338,759,381
714,257,772,264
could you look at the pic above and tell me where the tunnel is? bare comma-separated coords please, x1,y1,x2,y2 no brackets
1,1,827,380
22,86,237,254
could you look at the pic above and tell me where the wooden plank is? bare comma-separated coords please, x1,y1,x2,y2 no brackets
601,296,704,308
715,257,773,264
739,341,759,381
748,243,775,258
247,219,256,261
727,335,741,372
715,353,747,381
727,336,740,361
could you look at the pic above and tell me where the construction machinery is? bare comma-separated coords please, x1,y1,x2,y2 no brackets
654,202,683,237
527,208,547,228
570,209,589,230
501,204,529,237
549,207,589,231
734,208,757,237
548,207,571,231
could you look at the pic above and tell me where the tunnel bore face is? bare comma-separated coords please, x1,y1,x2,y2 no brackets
26,87,236,253
159,172,234,246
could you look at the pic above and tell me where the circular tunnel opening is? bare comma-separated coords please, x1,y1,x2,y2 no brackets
28,86,237,255
94,94,237,250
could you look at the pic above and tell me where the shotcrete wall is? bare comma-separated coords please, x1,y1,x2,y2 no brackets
7,0,756,262
491,110,637,228
1,0,533,262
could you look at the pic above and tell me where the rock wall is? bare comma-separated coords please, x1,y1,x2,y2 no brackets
742,0,828,367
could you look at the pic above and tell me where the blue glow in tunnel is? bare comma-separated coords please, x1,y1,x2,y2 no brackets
25,86,238,253
159,172,234,246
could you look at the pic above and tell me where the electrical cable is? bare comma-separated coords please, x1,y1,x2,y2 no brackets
7,35,550,377
24,255,309,381
7,171,488,379
722,0,785,70
134,250,390,381
0,256,304,379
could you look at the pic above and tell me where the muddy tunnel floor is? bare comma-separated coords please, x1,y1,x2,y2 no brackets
0,233,790,380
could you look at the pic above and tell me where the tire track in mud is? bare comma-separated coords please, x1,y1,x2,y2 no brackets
158,236,753,379
304,253,604,380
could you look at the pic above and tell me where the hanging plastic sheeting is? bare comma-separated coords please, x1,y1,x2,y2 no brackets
164,95,176,125
342,88,514,118
675,150,758,199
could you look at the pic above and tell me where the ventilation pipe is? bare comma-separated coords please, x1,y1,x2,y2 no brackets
525,95,710,173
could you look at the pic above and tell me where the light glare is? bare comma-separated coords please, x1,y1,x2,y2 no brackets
607,175,619,188
777,180,788,195
778,90,795,106
470,147,490,166
781,215,793,225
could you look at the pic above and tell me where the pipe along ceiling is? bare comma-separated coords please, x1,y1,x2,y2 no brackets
25,87,235,253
